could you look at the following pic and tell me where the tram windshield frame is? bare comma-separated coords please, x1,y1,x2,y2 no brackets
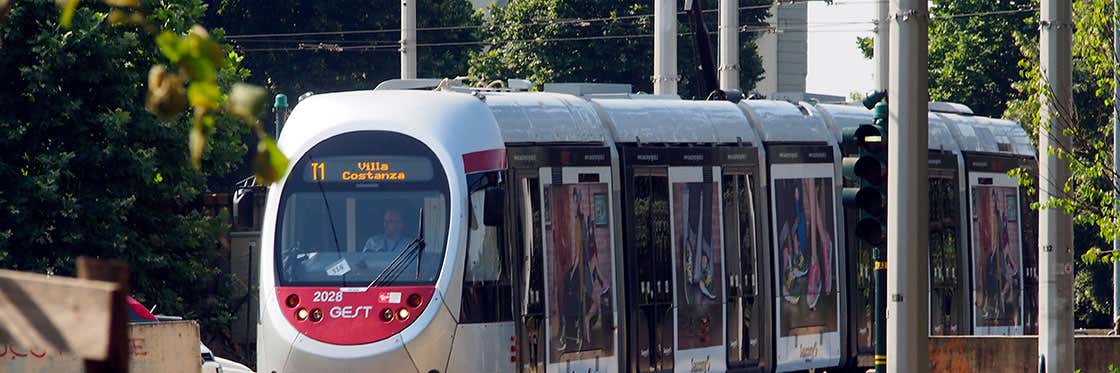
274,131,451,287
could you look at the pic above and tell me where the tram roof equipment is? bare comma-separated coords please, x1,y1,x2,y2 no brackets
481,92,610,144
737,100,835,144
590,95,758,145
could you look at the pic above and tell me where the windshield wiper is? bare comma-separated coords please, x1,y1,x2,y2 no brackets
313,157,343,254
364,208,425,289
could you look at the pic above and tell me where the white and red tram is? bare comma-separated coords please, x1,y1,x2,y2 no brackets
257,83,1038,373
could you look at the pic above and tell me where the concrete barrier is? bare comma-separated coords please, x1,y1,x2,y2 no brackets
0,321,201,373
930,335,1120,372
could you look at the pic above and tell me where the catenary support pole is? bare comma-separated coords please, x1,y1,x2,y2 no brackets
654,0,678,95
1039,0,1075,370
400,0,416,79
1112,0,1120,333
886,0,929,371
874,0,889,91
718,0,739,90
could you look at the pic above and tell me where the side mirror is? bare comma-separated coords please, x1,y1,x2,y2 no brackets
483,186,505,227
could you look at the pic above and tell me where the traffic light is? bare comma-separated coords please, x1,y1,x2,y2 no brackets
843,93,888,246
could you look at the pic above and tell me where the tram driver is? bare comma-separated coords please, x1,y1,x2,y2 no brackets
363,209,410,253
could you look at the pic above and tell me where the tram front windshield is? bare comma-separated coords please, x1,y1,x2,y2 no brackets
275,131,450,287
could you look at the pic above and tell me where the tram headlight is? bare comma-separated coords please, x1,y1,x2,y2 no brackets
380,308,394,322
407,293,423,308
397,308,410,320
310,308,323,322
296,308,309,321
285,294,300,308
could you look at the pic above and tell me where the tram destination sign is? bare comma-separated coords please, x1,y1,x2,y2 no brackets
303,155,434,183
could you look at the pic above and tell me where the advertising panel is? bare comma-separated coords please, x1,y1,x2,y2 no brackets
770,163,841,371
544,182,614,363
969,173,1024,335
671,179,725,372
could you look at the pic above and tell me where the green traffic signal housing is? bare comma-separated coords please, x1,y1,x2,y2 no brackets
842,96,888,246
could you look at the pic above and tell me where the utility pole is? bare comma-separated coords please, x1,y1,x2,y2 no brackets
1039,0,1075,370
886,0,928,371
718,0,739,90
654,0,678,95
1112,0,1120,333
400,0,416,79
874,0,889,92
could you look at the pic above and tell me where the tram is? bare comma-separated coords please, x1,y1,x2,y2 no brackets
257,83,1039,373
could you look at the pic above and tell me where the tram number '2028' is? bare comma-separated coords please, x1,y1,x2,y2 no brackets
313,290,343,303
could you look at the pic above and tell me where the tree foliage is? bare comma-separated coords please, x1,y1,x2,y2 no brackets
206,0,481,102
928,0,1038,117
1004,0,1117,327
0,0,247,347
467,0,768,96
856,0,1037,116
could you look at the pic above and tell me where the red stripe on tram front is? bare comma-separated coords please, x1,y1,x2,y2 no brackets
463,148,507,174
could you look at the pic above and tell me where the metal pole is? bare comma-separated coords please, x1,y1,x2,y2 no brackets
874,247,887,373
718,0,739,90
886,0,929,370
1112,0,1120,333
654,0,677,95
1039,0,1075,370
273,94,288,137
874,0,890,92
400,0,417,79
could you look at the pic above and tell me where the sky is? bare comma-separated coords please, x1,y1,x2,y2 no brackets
804,0,878,98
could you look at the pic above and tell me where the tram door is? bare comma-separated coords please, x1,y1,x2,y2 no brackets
537,166,619,372
722,170,762,368
631,167,673,372
515,171,547,373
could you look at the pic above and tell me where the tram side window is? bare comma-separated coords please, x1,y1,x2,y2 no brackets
461,172,513,323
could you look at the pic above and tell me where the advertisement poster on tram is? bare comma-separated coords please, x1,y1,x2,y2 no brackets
970,183,1023,335
770,163,841,371
544,182,614,363
671,182,725,363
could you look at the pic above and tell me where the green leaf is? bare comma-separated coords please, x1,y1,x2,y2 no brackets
181,54,216,82
187,25,228,69
104,0,139,7
155,32,183,63
225,83,269,122
57,0,80,28
253,137,289,184
187,81,222,111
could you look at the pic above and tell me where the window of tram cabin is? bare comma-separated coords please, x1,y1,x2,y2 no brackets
274,131,450,287
460,171,514,323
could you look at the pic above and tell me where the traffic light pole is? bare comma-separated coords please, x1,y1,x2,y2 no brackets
1039,0,1075,370
874,247,886,373
886,0,929,370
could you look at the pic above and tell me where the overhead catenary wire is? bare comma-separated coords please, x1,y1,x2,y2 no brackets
225,2,794,40
231,5,1039,53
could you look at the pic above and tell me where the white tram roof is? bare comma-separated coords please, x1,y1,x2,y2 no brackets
736,100,834,144
480,92,610,144
937,113,1034,156
278,90,503,159
812,103,961,152
589,95,758,145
